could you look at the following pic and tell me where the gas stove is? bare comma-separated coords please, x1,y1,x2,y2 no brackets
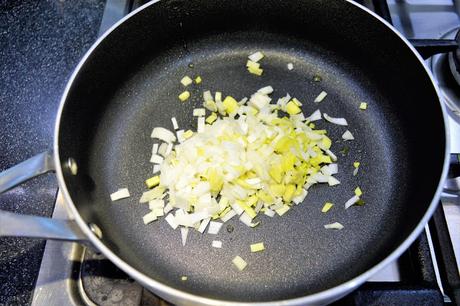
31,1,460,305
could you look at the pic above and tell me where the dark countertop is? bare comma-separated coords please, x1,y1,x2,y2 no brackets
0,0,105,304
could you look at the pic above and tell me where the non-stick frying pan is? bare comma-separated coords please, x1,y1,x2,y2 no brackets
0,0,449,304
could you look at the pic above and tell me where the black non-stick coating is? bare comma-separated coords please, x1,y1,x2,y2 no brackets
58,0,446,302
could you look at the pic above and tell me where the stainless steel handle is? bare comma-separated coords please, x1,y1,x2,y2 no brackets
0,151,87,242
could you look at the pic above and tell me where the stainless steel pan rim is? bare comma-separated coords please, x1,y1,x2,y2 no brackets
52,0,451,305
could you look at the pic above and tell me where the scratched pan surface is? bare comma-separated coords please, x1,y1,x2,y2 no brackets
57,0,446,302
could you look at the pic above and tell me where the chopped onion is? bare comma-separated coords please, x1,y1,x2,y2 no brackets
326,150,338,161
232,256,247,271
197,117,205,133
197,217,211,233
212,240,222,248
345,195,360,209
165,143,173,155
342,130,354,141
208,221,223,234
250,242,265,252
306,109,322,122
164,203,173,214
171,117,179,130
287,63,293,70
139,186,165,203
150,154,164,164
221,209,237,222
153,164,161,174
158,143,168,157
143,211,157,224
176,130,185,143
328,176,341,186
257,86,274,95
264,209,275,217
193,108,206,117
165,213,179,229
180,76,193,86
149,199,164,210
314,91,327,103
180,227,189,246
248,51,264,62
110,188,130,201
203,90,213,102
239,212,259,227
324,222,344,230
152,143,159,154
323,113,348,126
151,127,176,143
322,202,334,213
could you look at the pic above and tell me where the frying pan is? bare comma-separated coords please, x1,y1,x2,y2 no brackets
0,0,450,304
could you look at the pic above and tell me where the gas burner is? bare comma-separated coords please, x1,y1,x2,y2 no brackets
431,27,460,122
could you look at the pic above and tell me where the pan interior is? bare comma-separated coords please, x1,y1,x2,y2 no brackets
57,0,446,302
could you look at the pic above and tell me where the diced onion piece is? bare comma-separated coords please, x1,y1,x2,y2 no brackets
153,164,161,174
221,209,237,222
171,117,179,130
165,213,179,229
231,202,244,215
208,221,223,234
139,186,165,203
151,127,176,143
292,189,308,205
164,203,173,214
359,102,368,110
206,112,217,124
212,240,222,248
165,143,173,155
275,205,290,216
286,101,301,115
198,217,211,233
353,167,359,176
150,154,164,164
345,195,360,209
145,175,160,188
176,130,185,143
181,276,187,281
322,202,334,213
328,176,340,186
354,162,360,168
314,91,327,103
264,209,275,217
239,212,259,227
110,188,130,201
197,117,205,133
248,66,263,76
179,91,190,102
180,76,193,86
203,90,213,102
183,130,193,139
180,227,189,246
355,187,363,196
248,51,264,62
287,63,293,70
250,242,265,252
323,113,348,126
143,211,157,224
232,256,247,271
193,108,206,117
324,222,344,230
306,109,322,122
149,199,164,210
342,130,354,141
158,142,168,157
257,86,273,95
152,143,159,154
326,150,338,162
195,76,202,84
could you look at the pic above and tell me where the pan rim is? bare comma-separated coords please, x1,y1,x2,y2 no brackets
53,0,451,305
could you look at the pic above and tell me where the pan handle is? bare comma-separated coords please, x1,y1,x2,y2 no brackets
0,151,87,242
443,154,460,195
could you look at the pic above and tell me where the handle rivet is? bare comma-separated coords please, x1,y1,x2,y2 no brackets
67,158,78,175
89,223,102,239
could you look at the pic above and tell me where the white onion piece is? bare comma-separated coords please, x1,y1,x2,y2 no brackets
208,221,223,234
151,127,176,143
314,91,328,103
287,63,293,70
149,199,164,209
212,240,222,248
171,117,179,130
231,202,244,215
143,211,157,224
345,195,360,209
305,109,322,122
150,154,164,164
180,227,189,246
165,213,178,229
164,203,173,214
176,130,185,143
110,188,130,201
257,86,274,95
197,217,211,233
292,189,308,205
328,164,338,175
328,176,341,186
221,210,237,222
326,150,338,162
153,164,161,174
152,143,159,154
323,113,348,126
324,222,344,230
203,90,213,102
165,143,173,155
353,167,359,176
193,108,206,117
264,209,275,217
342,130,354,140
248,51,264,62
158,143,168,157
239,212,259,227
197,117,205,133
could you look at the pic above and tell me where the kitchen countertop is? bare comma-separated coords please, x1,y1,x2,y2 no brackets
0,0,105,304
